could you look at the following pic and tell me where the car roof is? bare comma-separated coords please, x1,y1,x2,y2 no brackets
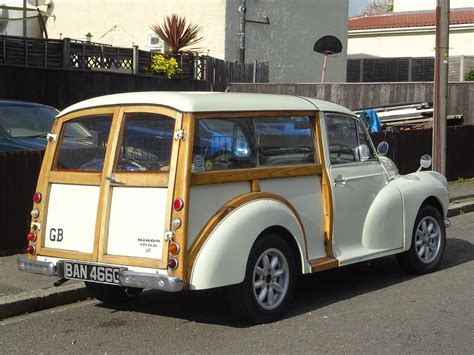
58,92,355,117
0,99,58,112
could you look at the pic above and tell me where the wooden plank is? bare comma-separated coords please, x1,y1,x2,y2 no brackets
191,164,322,186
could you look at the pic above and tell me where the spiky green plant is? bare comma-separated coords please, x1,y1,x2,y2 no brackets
150,14,203,54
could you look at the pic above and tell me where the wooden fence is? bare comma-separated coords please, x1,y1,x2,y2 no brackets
0,34,269,91
1,125,472,254
0,150,44,255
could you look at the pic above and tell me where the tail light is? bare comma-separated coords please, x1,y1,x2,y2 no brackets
26,245,36,255
168,258,179,270
27,231,37,242
169,242,180,255
173,198,184,211
33,192,42,203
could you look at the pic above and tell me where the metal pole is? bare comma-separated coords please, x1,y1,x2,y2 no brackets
432,0,449,175
239,0,247,63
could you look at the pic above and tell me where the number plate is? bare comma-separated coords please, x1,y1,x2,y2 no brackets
61,261,122,285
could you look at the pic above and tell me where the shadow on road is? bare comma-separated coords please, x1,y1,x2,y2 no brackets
96,237,473,327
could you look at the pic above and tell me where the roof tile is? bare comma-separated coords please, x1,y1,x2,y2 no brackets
349,9,474,30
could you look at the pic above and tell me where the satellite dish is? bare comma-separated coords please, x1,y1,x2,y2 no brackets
0,6,8,33
27,0,46,6
313,35,343,55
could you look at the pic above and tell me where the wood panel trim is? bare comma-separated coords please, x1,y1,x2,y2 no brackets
111,172,169,187
95,107,124,261
186,192,309,281
191,164,322,186
310,257,339,272
169,113,195,282
48,171,102,185
121,105,178,118
315,114,335,258
58,107,117,123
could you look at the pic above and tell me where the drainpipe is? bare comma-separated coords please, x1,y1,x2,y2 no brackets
239,0,247,63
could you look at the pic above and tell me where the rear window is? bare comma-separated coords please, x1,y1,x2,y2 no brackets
115,112,175,172
54,114,112,171
0,104,57,138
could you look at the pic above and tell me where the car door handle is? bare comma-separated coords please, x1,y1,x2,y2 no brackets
106,175,123,184
334,175,347,185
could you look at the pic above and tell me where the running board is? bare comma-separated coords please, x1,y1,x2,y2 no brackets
310,257,339,272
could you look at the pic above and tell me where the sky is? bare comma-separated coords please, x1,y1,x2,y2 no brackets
349,0,370,16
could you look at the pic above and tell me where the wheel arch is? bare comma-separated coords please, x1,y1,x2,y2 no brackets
188,197,309,290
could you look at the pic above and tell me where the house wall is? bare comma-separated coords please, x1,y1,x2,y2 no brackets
348,28,474,58
45,0,227,56
224,0,349,83
393,0,473,12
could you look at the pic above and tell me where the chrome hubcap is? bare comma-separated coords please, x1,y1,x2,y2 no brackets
415,216,441,264
252,248,289,310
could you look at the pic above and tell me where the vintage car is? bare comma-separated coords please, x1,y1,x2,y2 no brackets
18,92,449,323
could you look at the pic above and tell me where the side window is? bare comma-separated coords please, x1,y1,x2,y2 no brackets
325,114,359,165
356,121,375,161
193,118,256,172
255,116,316,166
115,113,175,172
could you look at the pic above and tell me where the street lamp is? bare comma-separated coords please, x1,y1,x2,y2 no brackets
85,32,92,43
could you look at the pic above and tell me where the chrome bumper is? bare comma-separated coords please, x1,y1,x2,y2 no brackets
17,257,183,293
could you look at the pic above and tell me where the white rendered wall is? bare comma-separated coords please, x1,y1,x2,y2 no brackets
393,0,473,12
45,0,226,57
348,29,474,58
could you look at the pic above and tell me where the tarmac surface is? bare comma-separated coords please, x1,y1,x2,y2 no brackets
0,179,473,320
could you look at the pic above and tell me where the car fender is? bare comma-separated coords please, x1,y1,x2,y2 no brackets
390,171,449,251
189,197,308,290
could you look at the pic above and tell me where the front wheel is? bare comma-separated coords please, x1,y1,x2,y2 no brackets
228,233,296,324
396,204,446,274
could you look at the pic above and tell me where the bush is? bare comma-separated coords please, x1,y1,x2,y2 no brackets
150,54,182,79
464,69,474,81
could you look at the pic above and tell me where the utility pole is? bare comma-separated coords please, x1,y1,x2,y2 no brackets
239,0,247,63
432,0,450,175
23,0,27,37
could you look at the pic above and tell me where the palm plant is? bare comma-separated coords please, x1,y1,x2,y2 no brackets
150,14,203,54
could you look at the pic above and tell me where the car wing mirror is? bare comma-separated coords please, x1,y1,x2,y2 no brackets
376,141,389,156
416,154,432,173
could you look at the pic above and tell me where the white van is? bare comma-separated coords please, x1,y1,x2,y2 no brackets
18,92,449,323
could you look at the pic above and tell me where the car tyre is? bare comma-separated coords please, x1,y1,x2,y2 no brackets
85,282,142,304
396,204,446,274
228,233,296,324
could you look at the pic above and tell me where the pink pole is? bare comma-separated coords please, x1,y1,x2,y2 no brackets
321,54,329,83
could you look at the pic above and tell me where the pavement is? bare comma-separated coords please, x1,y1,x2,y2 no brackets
1,179,473,320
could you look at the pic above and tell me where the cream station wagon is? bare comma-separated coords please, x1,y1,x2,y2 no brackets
18,92,449,323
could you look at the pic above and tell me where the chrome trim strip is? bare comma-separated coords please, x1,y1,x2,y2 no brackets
17,256,56,276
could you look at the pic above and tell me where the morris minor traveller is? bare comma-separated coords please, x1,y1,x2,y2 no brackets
18,92,449,323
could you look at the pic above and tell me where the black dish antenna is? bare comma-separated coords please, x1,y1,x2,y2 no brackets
313,35,343,83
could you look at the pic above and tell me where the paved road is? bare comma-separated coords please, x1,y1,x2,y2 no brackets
1,213,473,354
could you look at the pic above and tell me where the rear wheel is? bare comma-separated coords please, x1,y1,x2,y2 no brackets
229,233,296,324
397,204,446,274
85,282,142,304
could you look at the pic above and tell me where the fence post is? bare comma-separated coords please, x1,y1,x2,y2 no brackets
62,37,70,68
132,45,139,74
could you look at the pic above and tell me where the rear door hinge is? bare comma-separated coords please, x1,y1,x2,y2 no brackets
174,129,186,141
46,132,58,142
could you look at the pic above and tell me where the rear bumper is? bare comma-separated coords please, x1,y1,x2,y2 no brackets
17,257,183,292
